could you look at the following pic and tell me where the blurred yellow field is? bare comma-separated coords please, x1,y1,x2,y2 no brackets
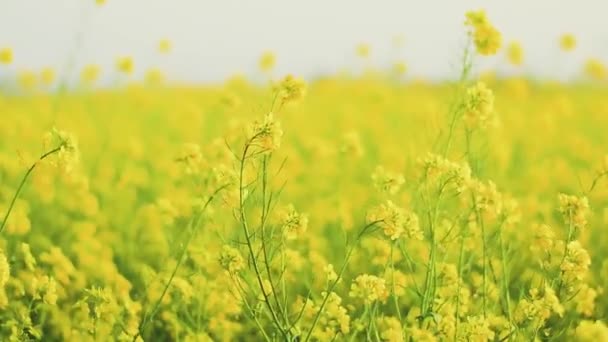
2,5,608,342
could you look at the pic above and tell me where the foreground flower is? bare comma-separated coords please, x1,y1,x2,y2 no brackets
219,245,245,273
366,200,422,240
248,113,283,152
349,274,388,304
278,204,309,240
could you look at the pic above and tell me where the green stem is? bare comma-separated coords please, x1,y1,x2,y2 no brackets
238,139,288,339
1,146,61,235
498,229,512,326
303,220,380,342
136,185,226,340
454,221,468,342
390,242,403,325
557,210,574,297
478,209,488,318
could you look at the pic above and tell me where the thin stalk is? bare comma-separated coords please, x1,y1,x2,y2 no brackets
454,216,469,341
390,242,403,325
557,210,574,297
259,155,288,325
478,209,488,318
498,229,512,326
1,146,61,235
303,220,380,342
238,139,288,339
135,185,226,340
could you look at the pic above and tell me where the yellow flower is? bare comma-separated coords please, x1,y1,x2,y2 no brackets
158,39,172,54
145,67,164,85
507,41,524,66
560,33,576,51
219,245,245,273
349,274,388,304
0,250,9,289
0,47,13,64
40,67,56,86
377,316,403,342
558,193,590,230
371,166,405,195
278,204,309,240
258,51,276,72
96,0,106,5
465,9,502,56
464,81,496,129
356,43,370,58
81,64,101,85
18,70,37,90
584,58,606,80
464,9,489,27
20,243,37,271
276,74,307,105
393,61,407,75
248,112,283,152
472,23,502,56
574,320,608,341
116,56,134,74
366,200,422,240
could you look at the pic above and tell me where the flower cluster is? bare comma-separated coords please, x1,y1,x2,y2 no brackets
371,165,405,195
349,274,388,305
366,200,422,240
419,153,471,193
278,204,309,240
558,193,590,230
219,245,245,273
465,10,502,56
247,113,284,153
276,74,307,105
463,81,496,129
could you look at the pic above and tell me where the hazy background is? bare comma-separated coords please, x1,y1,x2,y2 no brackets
1,0,607,83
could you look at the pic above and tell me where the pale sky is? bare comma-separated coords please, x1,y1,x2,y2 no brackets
1,0,607,84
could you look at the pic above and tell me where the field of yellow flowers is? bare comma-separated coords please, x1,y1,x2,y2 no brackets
2,8,608,342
